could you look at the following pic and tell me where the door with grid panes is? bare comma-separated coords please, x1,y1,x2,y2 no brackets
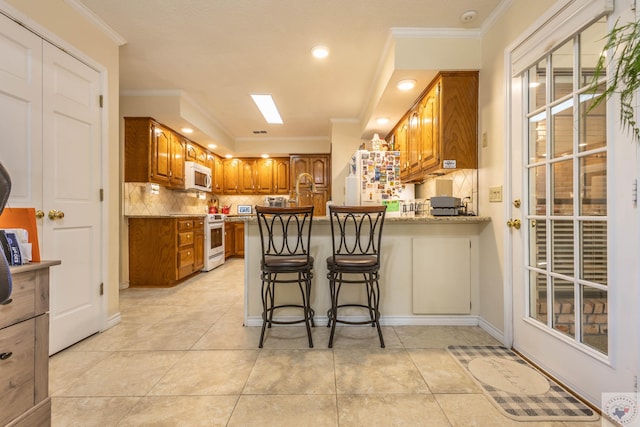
509,15,630,404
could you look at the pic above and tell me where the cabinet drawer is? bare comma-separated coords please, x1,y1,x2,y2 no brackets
177,220,193,231
0,319,35,426
0,272,36,330
178,232,194,247
178,248,194,268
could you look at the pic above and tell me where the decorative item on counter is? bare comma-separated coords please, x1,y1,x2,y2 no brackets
207,198,218,213
221,204,231,214
238,205,252,214
370,133,383,151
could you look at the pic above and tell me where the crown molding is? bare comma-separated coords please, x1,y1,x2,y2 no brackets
64,0,127,45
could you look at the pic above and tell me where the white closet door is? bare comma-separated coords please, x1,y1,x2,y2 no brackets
43,42,102,354
0,13,43,209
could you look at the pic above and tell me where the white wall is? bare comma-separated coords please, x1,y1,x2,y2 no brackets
330,120,365,204
477,0,557,332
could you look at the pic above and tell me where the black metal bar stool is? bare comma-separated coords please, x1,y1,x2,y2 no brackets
326,205,386,348
255,205,315,348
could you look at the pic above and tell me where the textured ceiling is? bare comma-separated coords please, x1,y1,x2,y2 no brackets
76,0,503,153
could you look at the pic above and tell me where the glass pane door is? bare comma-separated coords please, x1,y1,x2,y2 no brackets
524,18,609,354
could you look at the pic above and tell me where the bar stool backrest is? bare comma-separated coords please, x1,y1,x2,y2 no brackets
328,205,386,263
255,206,314,263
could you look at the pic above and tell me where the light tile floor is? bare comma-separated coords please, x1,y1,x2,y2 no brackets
50,258,609,426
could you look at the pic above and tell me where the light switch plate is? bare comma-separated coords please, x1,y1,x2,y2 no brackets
489,185,502,202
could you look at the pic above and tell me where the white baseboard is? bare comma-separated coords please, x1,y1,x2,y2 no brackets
104,312,121,331
478,317,505,344
119,281,129,290
245,314,481,328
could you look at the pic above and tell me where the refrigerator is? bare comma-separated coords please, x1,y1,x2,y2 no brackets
345,150,414,215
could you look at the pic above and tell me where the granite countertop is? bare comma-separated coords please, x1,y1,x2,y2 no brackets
227,214,490,224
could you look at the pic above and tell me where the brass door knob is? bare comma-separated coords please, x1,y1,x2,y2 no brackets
506,219,521,230
35,210,45,219
48,209,65,220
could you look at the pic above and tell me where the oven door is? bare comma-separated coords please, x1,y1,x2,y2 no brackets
210,223,223,252
203,221,225,271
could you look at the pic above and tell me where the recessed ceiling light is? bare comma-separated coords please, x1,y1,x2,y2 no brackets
181,127,193,134
376,117,390,125
225,154,233,159
261,154,269,159
311,46,329,59
250,94,283,124
207,143,217,149
460,10,477,23
397,79,416,91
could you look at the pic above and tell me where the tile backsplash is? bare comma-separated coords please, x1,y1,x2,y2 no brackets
415,169,478,215
123,183,286,216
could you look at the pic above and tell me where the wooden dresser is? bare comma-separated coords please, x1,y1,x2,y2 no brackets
1,261,59,427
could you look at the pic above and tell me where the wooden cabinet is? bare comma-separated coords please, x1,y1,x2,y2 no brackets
289,154,331,215
220,157,291,195
239,159,257,194
222,158,241,193
212,154,224,193
124,117,186,189
224,221,245,258
273,158,290,195
391,71,478,182
128,216,205,287
1,261,59,427
193,218,205,271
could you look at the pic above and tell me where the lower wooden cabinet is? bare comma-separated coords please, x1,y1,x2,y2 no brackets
1,261,59,427
128,216,206,287
224,221,245,259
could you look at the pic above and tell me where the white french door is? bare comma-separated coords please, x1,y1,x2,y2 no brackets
508,2,636,406
43,41,103,354
0,13,103,354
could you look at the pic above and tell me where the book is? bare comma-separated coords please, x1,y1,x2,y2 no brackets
2,231,22,265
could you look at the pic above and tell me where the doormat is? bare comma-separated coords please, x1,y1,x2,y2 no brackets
447,345,599,422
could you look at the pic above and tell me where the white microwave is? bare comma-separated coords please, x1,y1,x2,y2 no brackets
184,161,212,192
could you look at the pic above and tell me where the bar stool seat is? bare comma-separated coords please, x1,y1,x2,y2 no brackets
255,206,315,348
326,205,386,348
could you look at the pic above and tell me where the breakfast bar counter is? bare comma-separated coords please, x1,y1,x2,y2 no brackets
241,215,490,327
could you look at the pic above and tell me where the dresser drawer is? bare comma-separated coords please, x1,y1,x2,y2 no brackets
0,319,35,426
0,272,36,330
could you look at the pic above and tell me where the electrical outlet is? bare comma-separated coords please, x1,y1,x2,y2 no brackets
489,185,502,202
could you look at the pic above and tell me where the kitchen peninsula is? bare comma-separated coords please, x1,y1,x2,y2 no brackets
236,215,490,327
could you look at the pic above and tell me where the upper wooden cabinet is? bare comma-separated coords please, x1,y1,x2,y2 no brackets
124,117,186,189
290,155,330,189
273,158,290,195
391,71,478,182
222,158,241,193
212,154,224,193
219,157,291,195
289,154,331,215
239,159,257,194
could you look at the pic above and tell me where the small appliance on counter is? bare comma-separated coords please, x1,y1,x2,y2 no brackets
265,196,287,207
430,196,462,216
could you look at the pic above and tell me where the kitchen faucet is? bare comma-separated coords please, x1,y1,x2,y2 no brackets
289,172,317,206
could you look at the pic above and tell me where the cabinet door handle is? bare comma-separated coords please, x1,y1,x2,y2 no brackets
0,352,12,360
